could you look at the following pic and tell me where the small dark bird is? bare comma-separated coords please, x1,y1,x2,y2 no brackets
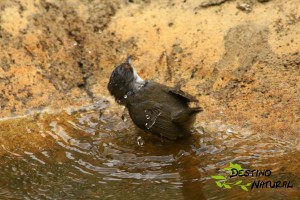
108,56,203,140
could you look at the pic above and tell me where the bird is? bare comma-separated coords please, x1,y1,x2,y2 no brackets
107,56,203,140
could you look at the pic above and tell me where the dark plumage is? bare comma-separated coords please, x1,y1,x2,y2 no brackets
108,57,202,140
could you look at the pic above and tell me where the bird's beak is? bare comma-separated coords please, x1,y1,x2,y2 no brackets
126,56,132,65
126,56,144,83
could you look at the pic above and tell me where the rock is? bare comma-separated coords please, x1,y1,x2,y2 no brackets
236,2,252,12
0,0,299,141
200,0,229,8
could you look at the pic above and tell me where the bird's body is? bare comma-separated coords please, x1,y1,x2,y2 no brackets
108,57,202,140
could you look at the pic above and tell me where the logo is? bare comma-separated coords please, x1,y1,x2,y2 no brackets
212,162,293,191
212,162,251,191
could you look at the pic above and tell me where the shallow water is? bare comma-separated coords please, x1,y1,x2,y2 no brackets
0,99,299,200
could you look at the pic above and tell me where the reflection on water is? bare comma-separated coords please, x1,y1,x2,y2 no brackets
0,99,299,199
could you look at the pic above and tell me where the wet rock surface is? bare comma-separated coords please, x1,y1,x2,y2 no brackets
0,0,299,142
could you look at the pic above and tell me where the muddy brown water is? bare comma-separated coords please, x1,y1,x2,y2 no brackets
0,99,299,199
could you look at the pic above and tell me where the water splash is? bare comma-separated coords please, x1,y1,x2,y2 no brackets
136,136,144,146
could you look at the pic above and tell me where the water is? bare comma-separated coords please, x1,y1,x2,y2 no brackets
0,99,299,199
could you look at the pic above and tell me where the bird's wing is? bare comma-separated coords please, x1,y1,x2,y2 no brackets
165,88,198,102
128,102,190,140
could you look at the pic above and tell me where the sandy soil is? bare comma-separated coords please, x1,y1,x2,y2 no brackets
0,0,299,142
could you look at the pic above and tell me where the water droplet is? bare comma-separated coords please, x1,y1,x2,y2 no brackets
124,95,127,99
121,114,127,122
145,115,150,119
145,120,155,129
144,110,147,113
73,42,78,46
145,122,154,130
137,136,144,146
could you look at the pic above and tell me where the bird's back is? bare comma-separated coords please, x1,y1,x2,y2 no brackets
126,81,202,140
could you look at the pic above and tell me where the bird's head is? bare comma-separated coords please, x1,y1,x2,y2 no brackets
108,56,144,104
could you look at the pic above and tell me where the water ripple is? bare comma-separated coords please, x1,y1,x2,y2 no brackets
0,101,299,199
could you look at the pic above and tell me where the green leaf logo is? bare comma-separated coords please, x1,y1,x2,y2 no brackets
216,181,223,188
211,162,252,191
211,175,226,180
241,186,248,191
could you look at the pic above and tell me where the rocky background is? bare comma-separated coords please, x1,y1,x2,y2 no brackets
0,0,299,142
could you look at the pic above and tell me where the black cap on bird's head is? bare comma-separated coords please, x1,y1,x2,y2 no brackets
108,56,144,104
